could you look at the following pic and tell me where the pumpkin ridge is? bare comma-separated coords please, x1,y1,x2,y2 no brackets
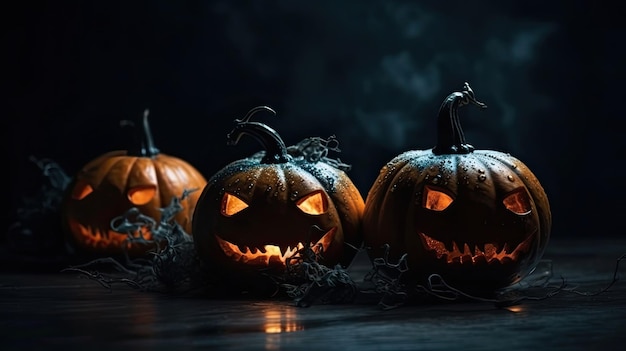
246,164,265,199
155,154,196,189
128,157,158,190
272,164,289,203
109,155,140,191
374,158,418,246
151,159,170,210
332,171,365,232
83,153,126,188
468,153,499,202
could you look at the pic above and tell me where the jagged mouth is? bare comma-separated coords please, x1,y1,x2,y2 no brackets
419,232,534,265
215,227,337,266
69,221,153,248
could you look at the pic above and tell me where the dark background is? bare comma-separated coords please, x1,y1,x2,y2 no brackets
4,0,625,248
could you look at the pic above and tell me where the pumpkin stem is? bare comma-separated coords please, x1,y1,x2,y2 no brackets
140,109,160,157
120,109,160,158
227,106,291,164
432,82,487,155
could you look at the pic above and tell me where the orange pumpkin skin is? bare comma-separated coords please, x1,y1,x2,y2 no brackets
61,111,207,257
363,83,551,296
192,107,364,290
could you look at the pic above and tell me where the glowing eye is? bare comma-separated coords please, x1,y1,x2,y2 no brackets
296,191,327,215
503,189,532,215
127,185,157,205
71,181,93,200
423,185,454,211
221,193,249,217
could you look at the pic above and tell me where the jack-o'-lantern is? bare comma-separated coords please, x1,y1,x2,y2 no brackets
61,109,207,257
192,106,364,291
363,83,551,296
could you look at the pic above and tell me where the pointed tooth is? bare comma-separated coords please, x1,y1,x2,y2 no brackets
451,241,461,254
463,243,471,255
285,245,295,259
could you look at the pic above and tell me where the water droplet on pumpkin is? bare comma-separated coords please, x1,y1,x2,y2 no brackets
511,164,517,169
478,169,485,174
507,175,514,182
266,186,272,193
247,183,254,189
432,176,440,184
290,191,299,200
478,174,486,182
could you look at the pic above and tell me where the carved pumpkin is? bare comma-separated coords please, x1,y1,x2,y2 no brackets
192,106,365,290
362,83,551,296
61,109,207,257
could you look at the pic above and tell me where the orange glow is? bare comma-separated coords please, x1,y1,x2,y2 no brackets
69,220,153,249
419,232,534,264
215,227,336,266
503,189,531,215
423,186,454,211
221,193,249,216
263,308,303,334
71,181,94,200
127,185,157,205
505,305,525,313
296,191,327,215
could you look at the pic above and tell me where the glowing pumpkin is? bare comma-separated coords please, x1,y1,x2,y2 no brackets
61,109,207,257
192,106,365,291
362,83,551,296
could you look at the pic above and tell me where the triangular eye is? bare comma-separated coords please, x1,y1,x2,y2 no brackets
503,188,532,215
296,190,327,215
71,181,94,200
423,185,454,211
127,185,157,205
221,192,249,217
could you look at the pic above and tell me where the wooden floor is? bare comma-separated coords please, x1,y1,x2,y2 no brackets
1,237,625,351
